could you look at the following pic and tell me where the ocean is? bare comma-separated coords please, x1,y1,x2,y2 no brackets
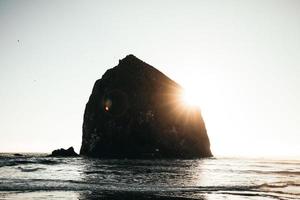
0,154,299,199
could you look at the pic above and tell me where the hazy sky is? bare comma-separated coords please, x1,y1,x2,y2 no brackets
0,0,299,158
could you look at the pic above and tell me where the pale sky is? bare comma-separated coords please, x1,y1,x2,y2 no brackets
0,0,299,158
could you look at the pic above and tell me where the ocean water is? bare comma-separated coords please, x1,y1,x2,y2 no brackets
0,154,299,199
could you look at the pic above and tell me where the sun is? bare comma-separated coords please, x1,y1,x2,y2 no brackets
180,88,201,108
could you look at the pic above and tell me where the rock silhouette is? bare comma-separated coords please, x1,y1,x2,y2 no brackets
80,55,212,158
50,147,79,157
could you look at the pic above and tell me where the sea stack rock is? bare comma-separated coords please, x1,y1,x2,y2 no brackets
80,55,212,158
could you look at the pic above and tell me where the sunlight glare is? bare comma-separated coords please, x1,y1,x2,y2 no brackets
181,89,200,107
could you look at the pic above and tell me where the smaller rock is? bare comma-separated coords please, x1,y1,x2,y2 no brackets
13,153,23,157
50,147,79,157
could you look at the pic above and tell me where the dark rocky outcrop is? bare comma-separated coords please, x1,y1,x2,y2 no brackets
80,55,212,158
13,153,24,157
50,147,79,157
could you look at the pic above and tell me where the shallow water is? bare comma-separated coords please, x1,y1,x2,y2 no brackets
0,154,299,199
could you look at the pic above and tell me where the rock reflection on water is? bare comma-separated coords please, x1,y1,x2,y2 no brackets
81,159,205,187
78,159,208,199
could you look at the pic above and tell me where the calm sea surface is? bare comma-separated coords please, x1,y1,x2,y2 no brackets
0,154,299,199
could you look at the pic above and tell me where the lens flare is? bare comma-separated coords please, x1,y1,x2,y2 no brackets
104,99,112,112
